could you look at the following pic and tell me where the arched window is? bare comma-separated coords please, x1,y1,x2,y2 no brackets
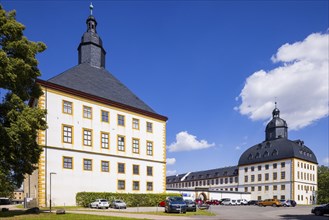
255,152,260,158
263,151,269,157
248,154,253,160
272,149,278,156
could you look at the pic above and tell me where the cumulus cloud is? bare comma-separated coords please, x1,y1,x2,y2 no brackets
166,158,176,165
235,32,329,130
167,131,215,152
166,170,177,176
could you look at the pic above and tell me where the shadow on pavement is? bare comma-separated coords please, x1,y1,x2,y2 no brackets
280,214,329,220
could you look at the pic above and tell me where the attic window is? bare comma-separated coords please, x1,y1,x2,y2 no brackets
191,176,194,179
248,154,253,160
255,152,260,159
265,142,271,148
263,151,269,157
272,149,278,156
257,144,262,150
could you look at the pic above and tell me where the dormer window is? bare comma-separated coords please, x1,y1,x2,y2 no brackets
272,149,278,156
263,151,269,157
255,152,260,158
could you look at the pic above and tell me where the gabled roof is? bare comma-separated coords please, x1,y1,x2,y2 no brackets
47,63,157,114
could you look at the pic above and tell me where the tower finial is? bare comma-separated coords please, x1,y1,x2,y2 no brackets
90,2,94,15
274,97,277,108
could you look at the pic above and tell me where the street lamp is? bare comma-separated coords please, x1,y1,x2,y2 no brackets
50,172,56,213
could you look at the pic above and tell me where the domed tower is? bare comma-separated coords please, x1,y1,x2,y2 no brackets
265,104,288,141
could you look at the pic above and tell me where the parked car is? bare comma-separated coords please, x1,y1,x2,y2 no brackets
89,199,109,209
221,198,232,205
206,200,220,205
184,199,197,212
237,199,248,205
165,196,187,213
231,199,237,205
248,200,259,205
287,200,297,207
158,200,166,207
195,198,203,205
110,200,127,209
258,199,281,207
311,203,329,216
198,203,210,210
280,199,290,207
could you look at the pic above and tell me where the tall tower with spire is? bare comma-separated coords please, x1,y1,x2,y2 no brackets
78,3,106,68
265,102,288,141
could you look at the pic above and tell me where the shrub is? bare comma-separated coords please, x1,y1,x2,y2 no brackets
76,192,180,207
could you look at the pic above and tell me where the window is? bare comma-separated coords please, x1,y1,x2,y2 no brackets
281,171,286,179
63,125,73,144
101,132,109,149
265,185,269,191
147,166,153,176
273,163,277,169
132,118,139,129
273,172,277,180
281,184,285,190
118,114,125,126
63,101,72,114
117,135,125,151
118,163,125,174
101,161,109,172
83,159,92,171
281,162,285,168
258,174,262,181
83,129,92,146
235,176,238,183
133,181,140,190
251,186,255,191
147,182,153,191
244,187,248,192
273,185,277,190
118,180,125,190
146,122,153,133
244,167,248,172
265,173,269,181
258,165,262,171
101,110,109,122
133,164,139,175
258,186,262,191
251,166,254,171
132,138,140,154
251,175,255,182
147,141,153,156
265,164,269,170
244,175,248,182
63,157,73,169
83,106,92,119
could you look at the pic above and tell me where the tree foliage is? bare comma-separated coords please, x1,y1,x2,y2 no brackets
0,4,47,197
317,165,329,204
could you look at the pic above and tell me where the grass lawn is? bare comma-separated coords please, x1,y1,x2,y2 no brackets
0,210,145,220
142,209,215,217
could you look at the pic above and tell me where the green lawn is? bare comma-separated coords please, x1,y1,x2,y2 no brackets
142,209,215,217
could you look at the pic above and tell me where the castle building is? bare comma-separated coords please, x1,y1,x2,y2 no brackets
166,106,318,204
24,9,167,206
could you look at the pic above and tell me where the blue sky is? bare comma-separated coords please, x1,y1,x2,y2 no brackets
2,0,328,175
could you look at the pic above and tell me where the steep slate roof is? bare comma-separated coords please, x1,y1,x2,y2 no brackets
47,63,156,114
166,166,238,183
238,138,318,166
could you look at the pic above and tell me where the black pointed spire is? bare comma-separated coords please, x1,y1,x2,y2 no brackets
78,4,106,68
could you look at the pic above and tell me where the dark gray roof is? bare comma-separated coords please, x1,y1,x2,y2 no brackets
47,63,156,113
166,166,238,183
238,138,318,166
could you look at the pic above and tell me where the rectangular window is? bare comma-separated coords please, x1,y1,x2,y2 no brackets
146,122,153,133
101,132,109,149
281,171,286,179
281,162,285,168
265,185,269,191
244,167,248,172
63,125,73,144
258,186,262,191
273,163,277,169
244,175,248,182
83,106,92,119
244,187,248,192
132,118,139,129
117,135,125,151
251,175,255,182
118,114,125,126
147,166,153,176
251,166,254,171
63,156,73,169
118,180,125,190
281,184,286,190
133,164,139,175
118,163,125,174
101,110,109,122
132,138,140,154
273,172,277,180
273,185,277,190
101,161,109,172
281,195,286,200
258,165,262,171
83,129,92,146
133,181,140,190
63,100,73,114
258,174,262,181
265,173,269,181
251,186,255,191
147,141,153,156
83,159,92,171
146,182,153,191
265,164,269,170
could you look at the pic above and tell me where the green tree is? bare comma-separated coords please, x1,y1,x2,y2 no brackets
317,165,329,204
0,4,47,197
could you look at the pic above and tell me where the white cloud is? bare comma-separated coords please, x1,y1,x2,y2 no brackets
166,158,176,165
235,32,329,130
166,170,177,176
323,157,329,166
167,131,215,152
235,146,241,150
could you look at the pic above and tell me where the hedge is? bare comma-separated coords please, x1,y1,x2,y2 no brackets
76,192,181,207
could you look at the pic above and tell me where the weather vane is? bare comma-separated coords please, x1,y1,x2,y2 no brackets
90,2,94,15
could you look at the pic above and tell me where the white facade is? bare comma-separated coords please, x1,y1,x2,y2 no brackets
27,87,167,206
